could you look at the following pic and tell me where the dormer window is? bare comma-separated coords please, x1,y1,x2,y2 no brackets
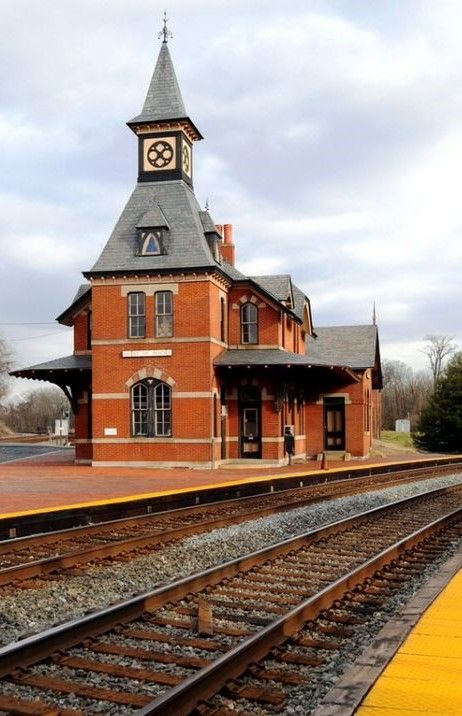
138,229,163,256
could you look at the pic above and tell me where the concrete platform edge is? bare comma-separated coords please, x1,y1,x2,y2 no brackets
311,545,462,716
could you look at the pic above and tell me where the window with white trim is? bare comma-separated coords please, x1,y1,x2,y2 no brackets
155,290,173,337
241,302,258,344
128,292,146,338
131,380,172,437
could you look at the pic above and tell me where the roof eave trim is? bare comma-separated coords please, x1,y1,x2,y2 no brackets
83,264,229,281
56,290,92,326
126,116,203,141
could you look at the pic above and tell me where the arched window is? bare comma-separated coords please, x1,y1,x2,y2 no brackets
131,380,172,437
139,229,162,256
241,302,258,344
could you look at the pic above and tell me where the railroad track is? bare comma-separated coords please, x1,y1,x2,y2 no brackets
0,464,459,587
0,484,461,715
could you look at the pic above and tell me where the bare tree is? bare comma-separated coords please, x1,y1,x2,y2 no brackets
0,333,13,402
382,359,432,430
421,334,457,387
1,385,70,434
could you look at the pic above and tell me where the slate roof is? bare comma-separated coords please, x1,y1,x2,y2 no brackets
136,204,169,228
306,325,379,368
72,284,91,304
214,349,313,367
199,210,218,234
128,43,187,125
56,284,91,326
10,355,91,378
251,275,292,304
292,283,308,322
87,181,217,275
215,325,379,372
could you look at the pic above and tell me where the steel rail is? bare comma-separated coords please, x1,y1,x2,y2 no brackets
3,461,452,551
138,505,462,716
1,456,461,541
0,483,460,683
1,466,460,587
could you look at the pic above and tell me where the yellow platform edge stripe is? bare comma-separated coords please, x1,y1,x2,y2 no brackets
0,455,461,523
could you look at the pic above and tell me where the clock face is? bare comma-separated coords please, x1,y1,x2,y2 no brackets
143,137,176,171
182,143,191,176
147,140,174,168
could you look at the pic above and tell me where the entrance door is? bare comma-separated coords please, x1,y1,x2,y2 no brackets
239,386,261,458
324,397,345,450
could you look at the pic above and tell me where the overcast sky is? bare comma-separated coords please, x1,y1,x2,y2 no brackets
1,0,461,395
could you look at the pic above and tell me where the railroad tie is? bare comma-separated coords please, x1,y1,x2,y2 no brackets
198,599,214,635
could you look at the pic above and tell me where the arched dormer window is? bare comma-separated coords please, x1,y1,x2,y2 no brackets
139,229,162,256
241,302,258,344
131,380,172,437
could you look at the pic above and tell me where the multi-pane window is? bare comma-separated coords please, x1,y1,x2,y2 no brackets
155,291,173,337
241,302,258,344
128,292,146,338
132,383,149,435
131,380,172,437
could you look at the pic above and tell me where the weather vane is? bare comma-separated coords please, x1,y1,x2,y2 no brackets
158,10,173,43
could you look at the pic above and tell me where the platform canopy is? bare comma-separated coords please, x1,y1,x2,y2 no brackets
10,355,91,413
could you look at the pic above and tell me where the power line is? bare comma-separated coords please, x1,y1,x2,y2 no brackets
10,333,62,342
0,322,59,326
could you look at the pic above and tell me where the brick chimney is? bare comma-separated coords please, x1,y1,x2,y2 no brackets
219,223,235,266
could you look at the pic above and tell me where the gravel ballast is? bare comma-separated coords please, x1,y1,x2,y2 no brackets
0,473,461,648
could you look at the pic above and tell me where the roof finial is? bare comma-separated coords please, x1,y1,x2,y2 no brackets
205,197,210,212
158,10,173,44
372,301,377,325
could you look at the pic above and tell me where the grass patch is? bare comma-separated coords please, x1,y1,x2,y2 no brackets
381,430,414,448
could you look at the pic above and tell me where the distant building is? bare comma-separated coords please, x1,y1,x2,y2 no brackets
12,26,382,467
395,419,411,433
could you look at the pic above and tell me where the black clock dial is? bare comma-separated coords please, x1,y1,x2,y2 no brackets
147,140,174,168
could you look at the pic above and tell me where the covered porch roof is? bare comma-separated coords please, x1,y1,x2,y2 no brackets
10,355,91,413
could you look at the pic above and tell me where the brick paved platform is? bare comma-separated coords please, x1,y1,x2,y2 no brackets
0,444,454,519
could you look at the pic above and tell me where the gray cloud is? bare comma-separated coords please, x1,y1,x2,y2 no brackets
1,0,460,382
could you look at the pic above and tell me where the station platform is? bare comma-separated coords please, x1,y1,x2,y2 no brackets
0,444,456,521
314,545,462,716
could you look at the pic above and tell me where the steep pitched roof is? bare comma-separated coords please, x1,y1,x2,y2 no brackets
291,283,309,322
56,284,91,326
251,275,293,305
128,43,187,124
86,181,218,275
306,325,379,368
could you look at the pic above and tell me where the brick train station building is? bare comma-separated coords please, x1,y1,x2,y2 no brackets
12,32,382,468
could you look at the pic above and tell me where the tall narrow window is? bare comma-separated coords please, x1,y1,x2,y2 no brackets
220,297,226,342
241,302,258,344
155,291,173,337
131,380,172,437
128,292,146,338
154,382,171,436
132,382,149,435
86,310,92,350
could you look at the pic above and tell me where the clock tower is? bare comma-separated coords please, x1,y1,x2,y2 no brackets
127,14,202,187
